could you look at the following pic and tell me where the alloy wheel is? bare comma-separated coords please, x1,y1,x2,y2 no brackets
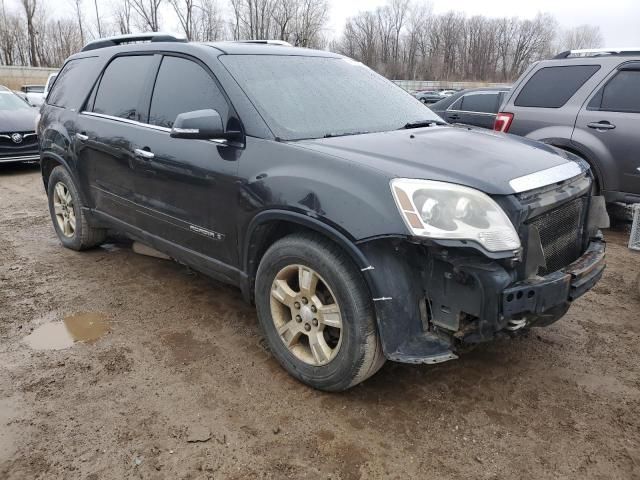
269,264,343,366
53,182,76,237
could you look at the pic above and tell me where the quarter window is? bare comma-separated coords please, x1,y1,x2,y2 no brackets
47,57,99,109
148,56,228,129
92,55,155,120
515,65,600,108
589,70,640,113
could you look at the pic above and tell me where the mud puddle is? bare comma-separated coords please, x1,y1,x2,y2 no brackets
24,312,110,350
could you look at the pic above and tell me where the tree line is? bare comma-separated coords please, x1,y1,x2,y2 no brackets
332,0,603,82
0,0,603,83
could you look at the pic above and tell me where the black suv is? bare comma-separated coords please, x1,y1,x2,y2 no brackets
495,48,640,208
39,34,608,391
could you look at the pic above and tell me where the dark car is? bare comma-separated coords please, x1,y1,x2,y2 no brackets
0,85,39,164
430,87,510,129
414,90,445,104
39,34,608,391
496,48,640,207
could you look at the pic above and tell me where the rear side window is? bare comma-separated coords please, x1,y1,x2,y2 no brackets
515,65,600,108
149,56,229,129
47,57,99,108
589,70,640,113
460,93,499,113
92,55,155,121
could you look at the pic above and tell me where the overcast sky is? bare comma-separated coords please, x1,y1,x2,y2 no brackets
4,0,640,46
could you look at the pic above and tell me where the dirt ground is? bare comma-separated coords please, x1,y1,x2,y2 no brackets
1,163,639,480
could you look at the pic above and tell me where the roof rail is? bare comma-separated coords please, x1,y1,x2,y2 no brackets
234,39,293,47
81,33,187,52
553,47,640,59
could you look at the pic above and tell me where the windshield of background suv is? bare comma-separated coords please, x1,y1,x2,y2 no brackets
220,55,443,140
0,92,31,110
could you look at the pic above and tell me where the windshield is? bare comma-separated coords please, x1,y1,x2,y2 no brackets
220,55,443,140
0,92,31,111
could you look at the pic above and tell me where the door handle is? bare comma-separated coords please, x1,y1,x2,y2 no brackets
76,133,88,141
587,121,616,131
134,148,155,160
448,114,460,120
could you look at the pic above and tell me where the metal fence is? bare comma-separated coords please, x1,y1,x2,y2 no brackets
0,66,58,90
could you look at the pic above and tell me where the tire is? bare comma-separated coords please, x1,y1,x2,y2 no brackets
47,166,106,250
255,233,385,391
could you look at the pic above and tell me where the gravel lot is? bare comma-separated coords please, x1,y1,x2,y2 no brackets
1,163,639,479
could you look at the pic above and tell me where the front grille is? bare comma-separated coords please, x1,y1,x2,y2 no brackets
0,132,38,158
528,197,586,275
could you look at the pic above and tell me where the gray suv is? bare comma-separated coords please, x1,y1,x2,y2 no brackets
495,48,640,206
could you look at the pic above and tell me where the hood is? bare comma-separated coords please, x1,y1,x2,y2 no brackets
0,107,38,133
294,126,577,195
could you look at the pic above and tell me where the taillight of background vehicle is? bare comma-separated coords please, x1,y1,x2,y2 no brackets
494,112,514,133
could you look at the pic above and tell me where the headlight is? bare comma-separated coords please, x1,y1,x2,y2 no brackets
390,178,521,253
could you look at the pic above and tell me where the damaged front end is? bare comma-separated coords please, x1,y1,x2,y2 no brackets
358,171,608,365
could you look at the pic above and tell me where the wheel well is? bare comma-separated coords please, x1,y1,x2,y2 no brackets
244,219,366,302
553,145,603,193
40,156,62,189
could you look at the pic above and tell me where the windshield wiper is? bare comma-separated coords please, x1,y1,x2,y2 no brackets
323,131,370,138
401,120,447,130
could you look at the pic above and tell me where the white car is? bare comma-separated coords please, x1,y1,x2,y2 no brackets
43,73,58,99
20,85,45,107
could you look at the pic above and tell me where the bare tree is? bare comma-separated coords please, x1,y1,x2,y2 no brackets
560,24,603,50
20,0,37,66
114,0,133,34
130,0,162,31
70,0,84,45
169,0,196,39
94,0,103,37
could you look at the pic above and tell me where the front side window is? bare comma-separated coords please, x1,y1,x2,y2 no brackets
47,57,99,108
460,93,499,114
220,55,442,140
515,65,600,108
92,55,155,121
149,56,229,129
589,70,640,113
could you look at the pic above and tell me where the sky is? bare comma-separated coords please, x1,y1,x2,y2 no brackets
4,0,640,46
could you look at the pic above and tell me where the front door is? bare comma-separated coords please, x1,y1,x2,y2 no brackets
129,55,241,267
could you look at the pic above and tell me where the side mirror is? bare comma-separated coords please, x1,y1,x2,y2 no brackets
170,109,238,140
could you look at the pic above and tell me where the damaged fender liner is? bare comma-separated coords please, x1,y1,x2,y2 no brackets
357,237,606,365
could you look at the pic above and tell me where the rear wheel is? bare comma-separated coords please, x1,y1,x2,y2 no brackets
47,166,106,250
255,233,385,391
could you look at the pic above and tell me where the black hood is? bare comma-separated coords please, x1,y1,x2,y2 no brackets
0,107,38,133
295,126,573,195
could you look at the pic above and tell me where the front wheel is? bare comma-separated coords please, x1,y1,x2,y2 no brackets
255,233,385,391
46,166,106,250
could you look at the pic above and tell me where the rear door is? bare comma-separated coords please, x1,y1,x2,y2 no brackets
573,63,640,197
129,54,241,267
75,54,158,225
444,91,503,129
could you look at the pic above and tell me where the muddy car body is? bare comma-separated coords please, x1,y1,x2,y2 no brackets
38,35,608,390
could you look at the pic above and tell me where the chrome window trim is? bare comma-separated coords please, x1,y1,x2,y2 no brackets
509,162,586,193
80,111,232,146
445,109,497,117
80,111,172,133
